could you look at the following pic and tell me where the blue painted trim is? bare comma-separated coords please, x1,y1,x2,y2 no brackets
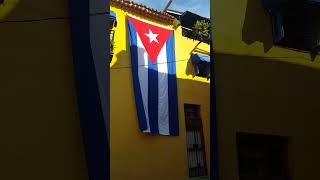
210,33,219,180
110,11,117,21
69,1,109,180
192,53,211,63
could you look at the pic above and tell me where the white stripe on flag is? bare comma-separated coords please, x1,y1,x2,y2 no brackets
136,34,150,133
157,43,170,135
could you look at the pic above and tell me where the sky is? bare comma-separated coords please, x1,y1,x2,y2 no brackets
131,0,210,18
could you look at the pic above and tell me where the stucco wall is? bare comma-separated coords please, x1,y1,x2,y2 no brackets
110,6,210,180
212,0,320,64
0,1,88,180
212,0,320,179
215,54,320,180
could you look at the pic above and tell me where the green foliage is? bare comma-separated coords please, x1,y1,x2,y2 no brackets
173,18,181,28
192,20,210,42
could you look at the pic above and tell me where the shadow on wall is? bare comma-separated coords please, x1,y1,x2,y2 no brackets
242,0,274,52
215,53,320,127
214,53,320,179
186,57,195,77
110,17,130,68
114,50,128,68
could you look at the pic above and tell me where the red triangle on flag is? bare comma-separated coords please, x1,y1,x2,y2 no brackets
128,16,173,64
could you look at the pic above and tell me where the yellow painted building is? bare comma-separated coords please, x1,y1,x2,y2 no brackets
213,0,320,179
1,0,210,179
110,1,210,180
0,0,88,179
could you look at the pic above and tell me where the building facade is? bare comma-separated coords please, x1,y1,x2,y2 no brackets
0,0,210,179
0,0,110,179
213,0,320,179
0,1,89,179
110,1,210,180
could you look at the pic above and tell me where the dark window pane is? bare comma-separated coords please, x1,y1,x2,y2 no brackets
184,104,208,178
236,132,291,180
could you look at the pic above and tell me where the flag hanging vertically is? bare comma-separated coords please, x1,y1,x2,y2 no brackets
127,15,179,136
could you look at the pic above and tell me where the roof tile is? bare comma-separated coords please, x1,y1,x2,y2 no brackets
111,0,175,24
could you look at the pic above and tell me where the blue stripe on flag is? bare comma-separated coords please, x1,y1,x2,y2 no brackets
128,16,179,136
148,57,159,133
128,19,148,131
166,33,179,136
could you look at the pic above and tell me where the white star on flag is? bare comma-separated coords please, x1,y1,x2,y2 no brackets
144,29,159,44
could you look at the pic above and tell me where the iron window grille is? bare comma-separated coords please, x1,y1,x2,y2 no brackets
110,29,115,63
236,132,291,180
184,104,208,178
263,0,320,53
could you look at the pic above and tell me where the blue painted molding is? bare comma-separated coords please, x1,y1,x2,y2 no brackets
210,38,219,180
69,0,109,180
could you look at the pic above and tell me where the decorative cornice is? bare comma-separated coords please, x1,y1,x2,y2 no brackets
111,0,174,24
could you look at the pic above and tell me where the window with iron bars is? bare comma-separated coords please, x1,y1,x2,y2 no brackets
237,132,291,180
184,104,208,178
110,29,115,63
263,0,320,53
182,27,211,44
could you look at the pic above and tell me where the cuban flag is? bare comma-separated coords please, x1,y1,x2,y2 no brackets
127,15,179,136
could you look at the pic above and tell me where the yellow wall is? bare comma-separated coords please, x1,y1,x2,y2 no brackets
212,0,320,66
0,0,19,19
110,6,210,180
212,0,320,179
0,1,88,180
